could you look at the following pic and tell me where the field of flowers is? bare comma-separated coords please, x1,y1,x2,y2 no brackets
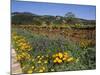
11,28,96,74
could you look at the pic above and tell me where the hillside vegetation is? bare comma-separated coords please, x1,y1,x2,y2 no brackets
12,12,96,28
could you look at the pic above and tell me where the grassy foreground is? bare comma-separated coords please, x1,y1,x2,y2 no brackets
12,28,96,74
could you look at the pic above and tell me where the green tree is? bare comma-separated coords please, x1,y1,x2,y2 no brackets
65,12,76,25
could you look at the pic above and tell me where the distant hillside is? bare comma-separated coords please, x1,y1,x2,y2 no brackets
11,12,96,26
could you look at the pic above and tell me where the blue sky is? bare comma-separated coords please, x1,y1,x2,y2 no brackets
11,0,96,20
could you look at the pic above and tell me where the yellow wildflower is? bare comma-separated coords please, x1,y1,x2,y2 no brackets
41,56,44,58
20,46,25,50
42,67,45,70
27,70,33,74
13,36,19,39
39,69,44,72
54,57,62,63
55,57,60,61
22,52,25,56
58,59,62,63
39,57,42,60
64,52,68,55
38,60,41,64
63,54,69,59
16,55,21,61
44,60,48,64
32,66,35,69
37,56,40,58
53,59,57,63
63,57,67,61
67,57,74,62
19,42,23,46
58,52,63,58
15,41,18,44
